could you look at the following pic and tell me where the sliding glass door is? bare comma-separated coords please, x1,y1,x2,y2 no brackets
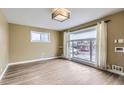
69,27,96,65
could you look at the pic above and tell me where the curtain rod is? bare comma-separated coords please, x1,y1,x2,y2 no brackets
104,20,111,23
89,19,111,26
68,20,111,32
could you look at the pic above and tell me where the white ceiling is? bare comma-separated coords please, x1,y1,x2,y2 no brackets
2,8,124,31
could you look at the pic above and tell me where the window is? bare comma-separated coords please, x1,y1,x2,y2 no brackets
69,26,97,64
31,32,41,42
31,31,50,42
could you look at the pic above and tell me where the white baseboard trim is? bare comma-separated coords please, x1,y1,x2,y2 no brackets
8,56,59,66
107,69,124,76
0,64,9,80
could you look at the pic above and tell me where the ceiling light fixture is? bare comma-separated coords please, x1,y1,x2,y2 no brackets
52,8,70,22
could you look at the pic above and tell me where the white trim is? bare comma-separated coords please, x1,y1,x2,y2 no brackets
0,64,9,80
8,57,59,66
107,69,124,76
0,56,61,80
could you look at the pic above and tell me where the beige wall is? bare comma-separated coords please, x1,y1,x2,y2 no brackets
106,11,124,67
0,10,8,76
5,10,124,69
9,23,62,63
63,11,124,68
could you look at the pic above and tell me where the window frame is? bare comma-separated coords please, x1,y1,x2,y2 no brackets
69,26,97,64
30,31,50,43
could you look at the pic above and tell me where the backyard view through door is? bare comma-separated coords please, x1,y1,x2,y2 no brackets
69,27,97,65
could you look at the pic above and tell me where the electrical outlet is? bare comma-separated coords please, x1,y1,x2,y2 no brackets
118,39,124,43
112,65,123,73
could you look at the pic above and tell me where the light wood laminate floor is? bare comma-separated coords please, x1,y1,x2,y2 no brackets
0,59,124,85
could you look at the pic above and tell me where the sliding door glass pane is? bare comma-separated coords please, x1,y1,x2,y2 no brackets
73,40,90,61
92,39,96,62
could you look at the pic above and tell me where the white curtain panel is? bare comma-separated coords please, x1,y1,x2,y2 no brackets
63,31,70,59
96,21,107,69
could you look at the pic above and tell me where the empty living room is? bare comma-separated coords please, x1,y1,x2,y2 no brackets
0,8,124,85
